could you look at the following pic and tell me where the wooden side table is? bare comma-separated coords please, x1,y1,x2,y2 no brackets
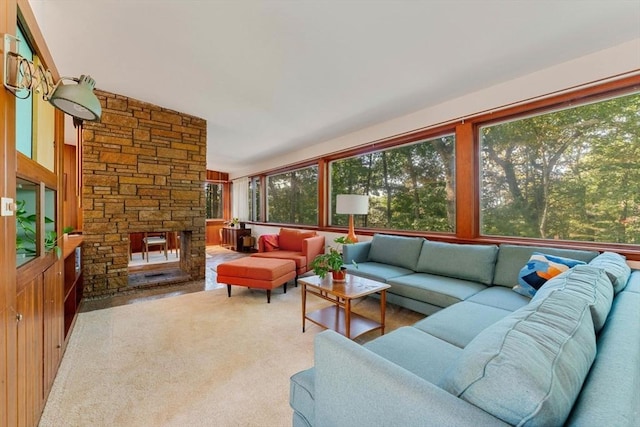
300,274,390,340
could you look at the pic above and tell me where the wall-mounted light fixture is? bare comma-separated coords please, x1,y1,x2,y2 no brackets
49,75,101,121
3,33,101,121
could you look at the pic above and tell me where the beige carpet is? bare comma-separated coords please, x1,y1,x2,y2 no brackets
39,282,424,427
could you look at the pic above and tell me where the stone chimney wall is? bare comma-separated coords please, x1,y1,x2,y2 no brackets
82,90,207,297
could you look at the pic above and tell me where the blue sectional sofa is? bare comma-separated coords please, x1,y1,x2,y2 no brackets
290,234,640,426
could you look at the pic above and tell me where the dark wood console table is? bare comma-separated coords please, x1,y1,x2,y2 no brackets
221,227,251,251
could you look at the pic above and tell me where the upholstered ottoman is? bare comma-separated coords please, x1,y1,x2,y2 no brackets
216,257,297,303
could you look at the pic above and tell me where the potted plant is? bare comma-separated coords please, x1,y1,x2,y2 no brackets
333,235,356,245
16,199,73,259
310,247,347,281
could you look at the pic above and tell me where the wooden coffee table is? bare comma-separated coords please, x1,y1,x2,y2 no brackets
300,274,391,339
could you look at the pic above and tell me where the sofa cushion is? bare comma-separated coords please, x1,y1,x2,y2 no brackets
413,301,512,348
533,265,613,333
367,234,424,271
416,241,498,285
466,286,531,312
278,228,316,251
344,262,414,283
515,252,585,297
388,273,486,309
364,326,462,383
251,251,307,270
440,291,596,426
493,244,598,288
588,252,631,294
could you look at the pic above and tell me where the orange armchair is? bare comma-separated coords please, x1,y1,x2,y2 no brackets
252,228,325,275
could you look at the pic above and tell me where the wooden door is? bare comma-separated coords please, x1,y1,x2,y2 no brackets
16,277,44,427
43,261,63,394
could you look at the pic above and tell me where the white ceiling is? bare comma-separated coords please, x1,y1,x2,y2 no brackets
29,0,640,175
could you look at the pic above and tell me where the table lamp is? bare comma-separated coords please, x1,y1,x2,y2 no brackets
336,194,369,243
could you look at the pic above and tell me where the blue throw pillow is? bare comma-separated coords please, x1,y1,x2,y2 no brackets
514,252,585,297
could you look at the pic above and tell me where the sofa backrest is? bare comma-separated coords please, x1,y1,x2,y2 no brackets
278,228,316,252
588,251,632,294
623,271,640,294
440,290,597,426
416,241,498,285
493,244,599,288
566,290,640,426
533,265,613,333
367,234,424,271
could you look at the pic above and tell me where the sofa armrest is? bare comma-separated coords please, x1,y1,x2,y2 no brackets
314,330,508,427
342,241,371,264
302,235,326,271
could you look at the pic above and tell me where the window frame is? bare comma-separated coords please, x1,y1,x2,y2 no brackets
477,90,639,244
245,75,640,260
264,164,319,226
327,132,457,234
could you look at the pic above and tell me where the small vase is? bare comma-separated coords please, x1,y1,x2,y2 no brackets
331,268,347,282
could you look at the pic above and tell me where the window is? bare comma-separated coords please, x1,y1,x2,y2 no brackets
16,179,38,266
480,91,640,244
266,165,318,225
15,25,33,159
14,25,56,171
205,182,223,219
330,135,456,232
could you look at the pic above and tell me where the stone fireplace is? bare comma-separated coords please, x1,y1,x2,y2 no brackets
81,90,207,297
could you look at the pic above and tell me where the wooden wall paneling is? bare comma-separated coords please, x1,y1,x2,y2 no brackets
63,144,78,231
0,307,8,427
206,220,224,245
1,0,19,425
206,170,228,181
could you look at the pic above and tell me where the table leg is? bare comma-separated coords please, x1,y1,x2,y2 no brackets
302,283,307,333
380,290,387,335
345,298,351,339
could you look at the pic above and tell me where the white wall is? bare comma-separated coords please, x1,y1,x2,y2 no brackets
231,38,640,179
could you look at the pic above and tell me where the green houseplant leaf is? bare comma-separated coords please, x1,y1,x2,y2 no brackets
16,200,72,259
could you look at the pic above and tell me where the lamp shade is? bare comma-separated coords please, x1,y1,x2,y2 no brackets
336,194,369,215
49,75,102,121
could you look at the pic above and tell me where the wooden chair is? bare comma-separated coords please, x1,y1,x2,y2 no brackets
171,231,180,258
143,232,168,262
